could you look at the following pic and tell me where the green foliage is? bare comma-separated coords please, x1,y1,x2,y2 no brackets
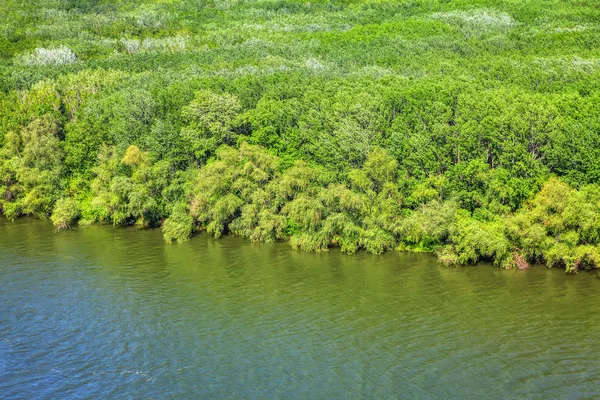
89,145,175,227
398,200,457,250
181,90,242,165
51,197,80,230
0,115,63,219
440,214,513,269
162,203,194,243
64,88,157,172
506,178,600,273
2,0,600,272
190,143,280,238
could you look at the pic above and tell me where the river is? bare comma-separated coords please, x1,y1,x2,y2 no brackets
1,218,599,399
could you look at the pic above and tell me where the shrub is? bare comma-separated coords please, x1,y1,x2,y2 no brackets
51,198,80,230
163,204,194,243
19,46,77,66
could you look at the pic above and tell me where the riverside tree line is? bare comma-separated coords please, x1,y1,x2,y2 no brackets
1,0,600,272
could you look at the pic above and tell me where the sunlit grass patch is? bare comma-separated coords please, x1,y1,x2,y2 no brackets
532,56,600,74
242,22,352,33
30,23,81,40
305,57,325,71
120,35,188,54
18,46,78,66
130,4,173,29
429,8,516,33
554,25,587,33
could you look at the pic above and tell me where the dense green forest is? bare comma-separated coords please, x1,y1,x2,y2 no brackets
2,0,600,272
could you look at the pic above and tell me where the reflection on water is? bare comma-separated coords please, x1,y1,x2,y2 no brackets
1,218,599,399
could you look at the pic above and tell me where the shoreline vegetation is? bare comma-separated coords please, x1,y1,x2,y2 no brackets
2,1,600,273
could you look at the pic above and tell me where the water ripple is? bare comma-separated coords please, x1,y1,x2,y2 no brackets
1,218,599,399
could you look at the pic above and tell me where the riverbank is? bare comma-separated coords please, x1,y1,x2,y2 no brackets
41,144,600,274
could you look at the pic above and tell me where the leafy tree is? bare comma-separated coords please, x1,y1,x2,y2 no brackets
0,115,63,219
181,90,242,165
51,198,80,230
162,203,194,243
89,145,173,227
64,89,157,173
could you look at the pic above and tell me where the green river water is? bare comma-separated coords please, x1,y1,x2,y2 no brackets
1,217,599,399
